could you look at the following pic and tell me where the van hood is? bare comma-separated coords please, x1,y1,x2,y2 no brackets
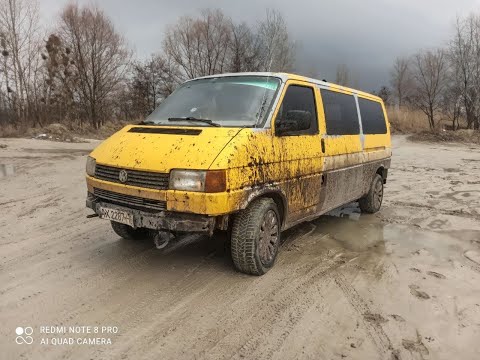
90,125,243,172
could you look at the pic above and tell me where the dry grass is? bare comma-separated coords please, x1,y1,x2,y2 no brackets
0,123,29,137
387,106,479,144
70,120,131,139
387,107,431,133
2,111,479,146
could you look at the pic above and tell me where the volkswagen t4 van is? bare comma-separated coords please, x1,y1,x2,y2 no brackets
86,72,391,275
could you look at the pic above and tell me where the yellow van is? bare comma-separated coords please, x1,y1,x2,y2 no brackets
86,72,391,275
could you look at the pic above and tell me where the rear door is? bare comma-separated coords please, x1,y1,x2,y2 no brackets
357,96,391,151
357,96,392,191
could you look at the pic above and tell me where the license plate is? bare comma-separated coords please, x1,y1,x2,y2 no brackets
98,206,134,227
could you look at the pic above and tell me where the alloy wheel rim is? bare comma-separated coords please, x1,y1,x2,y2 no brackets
258,210,279,265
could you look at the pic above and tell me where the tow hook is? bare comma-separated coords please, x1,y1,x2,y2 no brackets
86,213,99,219
154,231,174,249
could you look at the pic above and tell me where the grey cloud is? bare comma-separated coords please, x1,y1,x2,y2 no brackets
40,0,480,91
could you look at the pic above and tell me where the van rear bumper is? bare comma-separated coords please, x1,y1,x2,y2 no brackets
86,195,217,234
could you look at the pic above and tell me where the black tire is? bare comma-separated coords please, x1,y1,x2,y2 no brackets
359,174,384,213
110,221,150,240
231,198,281,276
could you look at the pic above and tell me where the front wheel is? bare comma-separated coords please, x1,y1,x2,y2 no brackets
359,174,384,213
110,221,150,240
231,198,281,276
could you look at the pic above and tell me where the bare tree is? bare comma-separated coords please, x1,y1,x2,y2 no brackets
229,22,261,72
409,49,448,130
450,14,480,130
441,84,463,130
163,9,232,80
0,5,299,132
377,86,392,105
257,9,295,72
390,57,414,107
162,8,295,79
35,34,78,124
0,0,42,124
129,54,180,117
335,64,350,86
58,3,130,129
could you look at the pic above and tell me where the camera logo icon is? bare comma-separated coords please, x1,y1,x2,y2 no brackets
15,327,33,345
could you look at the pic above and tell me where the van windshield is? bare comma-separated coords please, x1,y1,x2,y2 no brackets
145,76,281,127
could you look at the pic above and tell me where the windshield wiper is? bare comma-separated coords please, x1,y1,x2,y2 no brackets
168,117,221,127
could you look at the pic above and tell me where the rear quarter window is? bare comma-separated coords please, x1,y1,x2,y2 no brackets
320,89,359,135
358,98,387,134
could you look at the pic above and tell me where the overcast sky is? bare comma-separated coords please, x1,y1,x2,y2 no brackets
39,0,480,91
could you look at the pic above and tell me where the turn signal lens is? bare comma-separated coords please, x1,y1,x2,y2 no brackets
205,170,226,193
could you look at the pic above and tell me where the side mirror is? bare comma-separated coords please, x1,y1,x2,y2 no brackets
276,110,312,135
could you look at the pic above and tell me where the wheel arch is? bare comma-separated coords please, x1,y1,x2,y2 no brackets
376,165,388,183
241,188,288,227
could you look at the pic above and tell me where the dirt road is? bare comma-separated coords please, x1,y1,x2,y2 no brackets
1,135,479,360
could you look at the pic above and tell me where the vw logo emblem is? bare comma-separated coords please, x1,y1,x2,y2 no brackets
119,170,128,183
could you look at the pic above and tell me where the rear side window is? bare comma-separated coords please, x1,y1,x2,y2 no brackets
320,89,359,135
358,98,387,134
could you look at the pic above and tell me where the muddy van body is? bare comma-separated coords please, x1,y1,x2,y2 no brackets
86,72,391,275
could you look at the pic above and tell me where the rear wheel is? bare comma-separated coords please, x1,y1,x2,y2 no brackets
359,174,384,213
231,198,281,275
110,221,150,240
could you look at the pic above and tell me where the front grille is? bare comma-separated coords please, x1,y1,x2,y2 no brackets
94,188,167,212
95,164,169,189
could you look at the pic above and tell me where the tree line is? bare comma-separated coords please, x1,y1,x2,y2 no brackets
1,0,479,133
388,13,480,131
0,0,295,130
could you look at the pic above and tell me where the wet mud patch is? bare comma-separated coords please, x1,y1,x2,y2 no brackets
363,313,388,324
409,285,430,300
402,334,429,357
389,314,405,322
391,349,401,360
443,168,459,173
426,271,446,279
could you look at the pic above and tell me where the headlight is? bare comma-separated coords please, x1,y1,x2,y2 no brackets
86,156,96,176
169,170,226,193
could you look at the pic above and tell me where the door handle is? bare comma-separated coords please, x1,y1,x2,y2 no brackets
321,138,325,153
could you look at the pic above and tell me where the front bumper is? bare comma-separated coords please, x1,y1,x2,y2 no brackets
86,175,244,216
86,195,217,234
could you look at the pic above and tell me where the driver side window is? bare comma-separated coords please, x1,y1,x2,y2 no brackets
275,85,318,136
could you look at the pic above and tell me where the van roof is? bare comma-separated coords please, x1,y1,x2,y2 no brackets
189,72,382,102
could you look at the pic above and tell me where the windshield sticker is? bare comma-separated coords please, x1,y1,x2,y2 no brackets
230,81,278,90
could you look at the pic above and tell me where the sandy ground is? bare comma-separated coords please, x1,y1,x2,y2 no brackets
1,135,479,360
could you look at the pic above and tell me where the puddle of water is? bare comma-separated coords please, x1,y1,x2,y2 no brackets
0,164,15,178
283,202,476,267
134,201,477,278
